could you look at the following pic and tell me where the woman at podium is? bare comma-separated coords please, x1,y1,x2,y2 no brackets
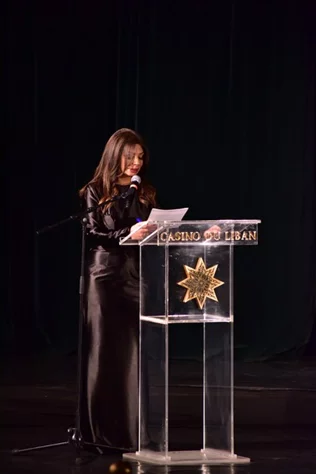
79,128,156,452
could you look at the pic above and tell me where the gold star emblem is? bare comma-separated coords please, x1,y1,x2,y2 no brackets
177,258,224,310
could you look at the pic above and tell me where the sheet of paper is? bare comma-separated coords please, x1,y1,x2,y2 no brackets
147,207,189,222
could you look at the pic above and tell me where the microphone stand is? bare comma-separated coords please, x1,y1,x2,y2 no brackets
11,192,130,457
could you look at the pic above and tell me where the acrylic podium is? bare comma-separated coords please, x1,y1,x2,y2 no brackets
119,219,260,466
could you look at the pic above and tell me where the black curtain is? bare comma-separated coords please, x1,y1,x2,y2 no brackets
3,0,316,360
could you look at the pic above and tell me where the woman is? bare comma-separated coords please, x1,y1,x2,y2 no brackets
79,128,156,453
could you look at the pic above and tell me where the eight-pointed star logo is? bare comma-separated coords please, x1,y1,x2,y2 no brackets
177,258,224,310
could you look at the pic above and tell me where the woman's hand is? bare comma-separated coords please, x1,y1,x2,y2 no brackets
130,221,156,240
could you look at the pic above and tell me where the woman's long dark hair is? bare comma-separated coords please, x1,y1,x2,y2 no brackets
79,128,156,209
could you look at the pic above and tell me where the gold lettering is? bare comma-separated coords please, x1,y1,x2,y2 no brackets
184,232,193,241
205,231,221,241
160,231,203,242
160,232,167,241
161,230,257,243
174,232,181,241
193,232,201,241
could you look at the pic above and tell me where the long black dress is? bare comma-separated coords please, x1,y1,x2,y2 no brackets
80,183,152,451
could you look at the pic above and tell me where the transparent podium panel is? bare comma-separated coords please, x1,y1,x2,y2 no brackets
137,320,235,464
139,321,168,455
203,322,234,457
120,220,260,465
140,245,232,324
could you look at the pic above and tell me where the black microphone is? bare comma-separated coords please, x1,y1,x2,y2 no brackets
123,175,141,209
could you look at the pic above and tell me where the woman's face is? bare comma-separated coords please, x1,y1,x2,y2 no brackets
120,143,144,178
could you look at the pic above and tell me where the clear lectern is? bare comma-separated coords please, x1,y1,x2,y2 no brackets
120,220,260,465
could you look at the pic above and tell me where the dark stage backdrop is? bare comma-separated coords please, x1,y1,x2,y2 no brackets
3,0,316,360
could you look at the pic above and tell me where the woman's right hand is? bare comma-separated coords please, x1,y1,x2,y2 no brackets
130,221,154,240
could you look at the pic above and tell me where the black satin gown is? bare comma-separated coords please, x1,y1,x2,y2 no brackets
80,183,152,451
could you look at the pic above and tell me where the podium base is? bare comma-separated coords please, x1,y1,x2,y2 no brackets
123,449,250,466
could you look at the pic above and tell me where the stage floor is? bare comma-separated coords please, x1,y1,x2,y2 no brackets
1,353,316,473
